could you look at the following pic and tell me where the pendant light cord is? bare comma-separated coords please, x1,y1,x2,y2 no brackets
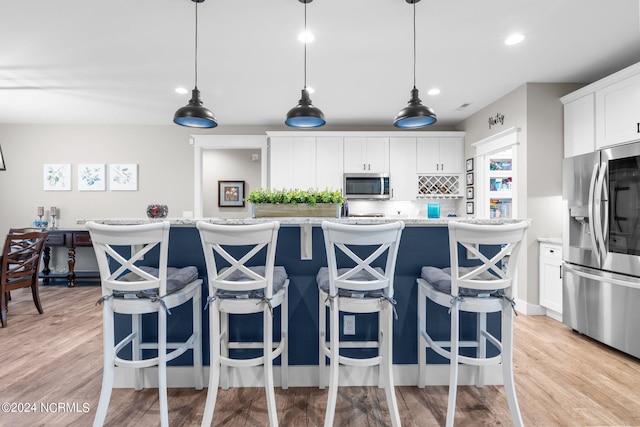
303,1,307,89
412,0,416,89
194,1,199,89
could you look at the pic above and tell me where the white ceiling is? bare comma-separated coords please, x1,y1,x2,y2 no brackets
1,0,640,128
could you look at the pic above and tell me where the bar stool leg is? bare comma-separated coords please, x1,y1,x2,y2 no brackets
281,291,289,389
476,312,487,388
324,299,340,427
381,304,401,427
193,291,204,390
220,311,230,390
264,306,279,427
93,304,115,427
445,303,460,427
201,302,221,427
501,301,524,427
132,314,143,391
318,298,327,389
158,308,169,427
417,284,427,388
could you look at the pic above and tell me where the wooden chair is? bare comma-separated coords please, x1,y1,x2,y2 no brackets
417,220,529,427
197,221,289,427
317,221,404,427
87,221,203,427
1,229,49,327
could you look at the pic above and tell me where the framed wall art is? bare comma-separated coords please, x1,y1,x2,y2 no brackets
109,164,138,191
218,180,245,207
466,172,474,186
466,201,474,215
0,145,5,171
466,158,474,172
43,164,71,191
466,186,474,200
78,164,106,191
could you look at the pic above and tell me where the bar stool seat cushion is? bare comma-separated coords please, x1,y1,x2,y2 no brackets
117,265,199,297
316,266,386,297
215,265,288,299
421,266,499,297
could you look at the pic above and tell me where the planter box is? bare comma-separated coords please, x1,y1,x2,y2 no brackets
251,203,340,218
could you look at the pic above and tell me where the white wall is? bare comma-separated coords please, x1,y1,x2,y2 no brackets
202,149,261,218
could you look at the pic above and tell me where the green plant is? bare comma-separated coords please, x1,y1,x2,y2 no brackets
246,188,344,206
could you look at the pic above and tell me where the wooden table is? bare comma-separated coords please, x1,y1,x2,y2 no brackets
41,229,99,287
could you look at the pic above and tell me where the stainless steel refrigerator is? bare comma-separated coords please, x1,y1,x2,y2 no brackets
563,142,640,359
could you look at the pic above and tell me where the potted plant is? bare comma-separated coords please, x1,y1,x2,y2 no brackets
246,188,345,218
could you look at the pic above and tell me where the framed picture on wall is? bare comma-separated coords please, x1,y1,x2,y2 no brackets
43,164,71,191
466,172,474,186
0,145,5,171
219,180,245,207
466,186,474,200
466,201,474,215
466,158,474,172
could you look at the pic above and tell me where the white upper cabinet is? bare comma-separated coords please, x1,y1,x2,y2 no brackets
343,137,389,173
269,136,316,190
316,137,344,191
269,136,343,191
564,93,595,157
416,137,463,173
596,72,640,149
389,137,417,200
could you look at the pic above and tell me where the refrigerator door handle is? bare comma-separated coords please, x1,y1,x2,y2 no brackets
564,263,640,291
588,162,600,260
594,161,608,259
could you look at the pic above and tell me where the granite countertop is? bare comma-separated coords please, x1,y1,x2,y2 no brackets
538,237,562,245
77,217,529,227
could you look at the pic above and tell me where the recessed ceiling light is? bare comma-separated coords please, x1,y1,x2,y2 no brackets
298,31,314,43
505,33,525,45
175,87,188,95
427,88,441,96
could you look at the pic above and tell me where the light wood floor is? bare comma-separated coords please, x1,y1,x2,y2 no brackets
1,284,640,426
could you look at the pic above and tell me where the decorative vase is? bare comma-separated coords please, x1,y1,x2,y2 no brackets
147,204,169,219
251,203,340,218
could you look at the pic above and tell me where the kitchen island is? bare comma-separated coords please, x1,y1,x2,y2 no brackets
80,217,520,387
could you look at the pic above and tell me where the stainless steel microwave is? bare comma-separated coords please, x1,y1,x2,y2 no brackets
343,173,390,200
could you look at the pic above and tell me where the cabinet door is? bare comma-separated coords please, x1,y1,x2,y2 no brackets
269,137,294,189
343,137,367,172
564,93,595,157
269,136,316,190
316,137,344,191
416,137,440,173
364,137,390,173
539,243,563,315
439,137,463,173
596,73,640,149
389,137,416,200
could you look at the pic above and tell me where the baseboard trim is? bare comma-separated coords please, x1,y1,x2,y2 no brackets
113,364,504,388
515,298,546,316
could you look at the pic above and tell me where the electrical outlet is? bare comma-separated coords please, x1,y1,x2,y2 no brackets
344,315,355,335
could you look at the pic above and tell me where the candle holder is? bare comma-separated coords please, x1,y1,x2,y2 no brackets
50,214,57,229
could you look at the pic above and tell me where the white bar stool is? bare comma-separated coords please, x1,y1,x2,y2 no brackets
197,221,289,427
317,220,405,427
87,221,203,427
417,220,529,427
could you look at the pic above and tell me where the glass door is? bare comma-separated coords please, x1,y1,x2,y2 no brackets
487,148,513,218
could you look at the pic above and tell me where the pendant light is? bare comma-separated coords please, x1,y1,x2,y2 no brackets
394,0,436,128
174,0,217,128
285,0,325,128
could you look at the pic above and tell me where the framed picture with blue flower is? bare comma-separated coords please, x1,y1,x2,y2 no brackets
78,164,106,191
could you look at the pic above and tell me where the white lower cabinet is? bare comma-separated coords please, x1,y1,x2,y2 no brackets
539,240,563,320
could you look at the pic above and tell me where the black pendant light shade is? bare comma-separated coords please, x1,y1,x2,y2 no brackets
286,0,325,128
286,88,325,128
174,88,217,128
394,87,436,128
394,0,436,129
174,0,218,129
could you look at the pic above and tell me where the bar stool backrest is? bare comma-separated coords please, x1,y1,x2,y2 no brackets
87,221,170,297
197,222,280,299
322,221,404,297
448,221,529,297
